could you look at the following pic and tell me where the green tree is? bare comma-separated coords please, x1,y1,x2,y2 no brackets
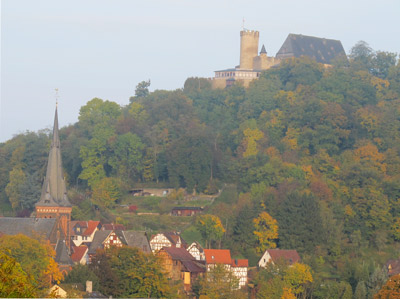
5,167,26,210
109,132,144,182
195,263,241,299
134,80,151,98
91,177,122,208
63,264,99,291
90,246,175,298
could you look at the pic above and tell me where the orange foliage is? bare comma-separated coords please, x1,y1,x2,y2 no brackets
353,143,386,172
374,274,400,298
310,179,333,201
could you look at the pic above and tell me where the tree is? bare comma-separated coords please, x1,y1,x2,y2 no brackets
253,211,279,253
0,251,37,298
63,264,99,292
134,80,151,98
195,263,241,299
0,234,62,289
196,215,225,249
108,132,144,182
91,177,122,208
5,166,26,210
276,192,324,252
374,274,400,298
254,261,312,299
90,246,175,298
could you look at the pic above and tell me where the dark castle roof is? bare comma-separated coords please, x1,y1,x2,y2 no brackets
276,34,346,64
36,107,71,208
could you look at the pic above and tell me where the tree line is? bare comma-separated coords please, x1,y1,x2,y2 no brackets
1,41,400,297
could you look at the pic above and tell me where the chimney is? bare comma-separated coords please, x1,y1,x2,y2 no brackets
86,281,92,293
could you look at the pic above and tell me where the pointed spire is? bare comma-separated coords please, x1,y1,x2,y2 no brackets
260,44,267,55
52,106,60,148
36,106,71,207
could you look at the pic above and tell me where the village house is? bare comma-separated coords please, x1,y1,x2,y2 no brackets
258,249,301,268
158,247,206,292
70,245,89,265
187,241,206,261
204,249,248,288
88,230,151,262
70,220,101,246
171,206,203,217
150,231,187,252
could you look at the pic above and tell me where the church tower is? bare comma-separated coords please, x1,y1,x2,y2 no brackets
35,106,72,248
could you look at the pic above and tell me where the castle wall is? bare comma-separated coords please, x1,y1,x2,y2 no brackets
239,30,259,70
253,54,280,70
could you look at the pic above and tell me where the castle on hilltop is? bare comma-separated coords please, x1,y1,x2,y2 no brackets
212,30,346,88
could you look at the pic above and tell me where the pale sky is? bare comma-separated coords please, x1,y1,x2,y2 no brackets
1,0,399,142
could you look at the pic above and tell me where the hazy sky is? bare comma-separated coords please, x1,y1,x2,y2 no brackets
1,0,399,142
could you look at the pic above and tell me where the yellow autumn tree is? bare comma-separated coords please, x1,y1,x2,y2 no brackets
284,263,313,295
253,211,279,253
196,215,226,249
242,128,264,157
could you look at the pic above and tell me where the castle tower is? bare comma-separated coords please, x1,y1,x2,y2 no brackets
36,106,72,248
239,30,259,70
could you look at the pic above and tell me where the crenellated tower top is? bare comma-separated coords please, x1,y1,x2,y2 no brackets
239,29,260,69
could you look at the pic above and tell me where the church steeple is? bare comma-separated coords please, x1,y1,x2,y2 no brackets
36,105,72,249
36,106,71,208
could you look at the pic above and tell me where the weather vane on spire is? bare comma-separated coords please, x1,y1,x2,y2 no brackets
242,17,245,31
55,88,59,107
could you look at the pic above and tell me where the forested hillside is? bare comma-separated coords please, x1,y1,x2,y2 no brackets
1,41,400,297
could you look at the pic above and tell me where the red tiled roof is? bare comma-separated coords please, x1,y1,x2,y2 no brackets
231,259,248,267
267,249,301,265
204,249,232,265
71,245,88,263
83,221,100,236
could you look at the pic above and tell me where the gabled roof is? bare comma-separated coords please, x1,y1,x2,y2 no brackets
89,230,151,254
83,221,101,236
187,241,204,254
119,231,151,253
182,260,206,273
55,239,73,266
163,247,196,261
88,230,112,255
36,107,71,208
71,245,88,263
163,232,187,247
231,259,248,267
276,34,346,64
204,249,232,265
0,217,57,241
267,249,301,265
